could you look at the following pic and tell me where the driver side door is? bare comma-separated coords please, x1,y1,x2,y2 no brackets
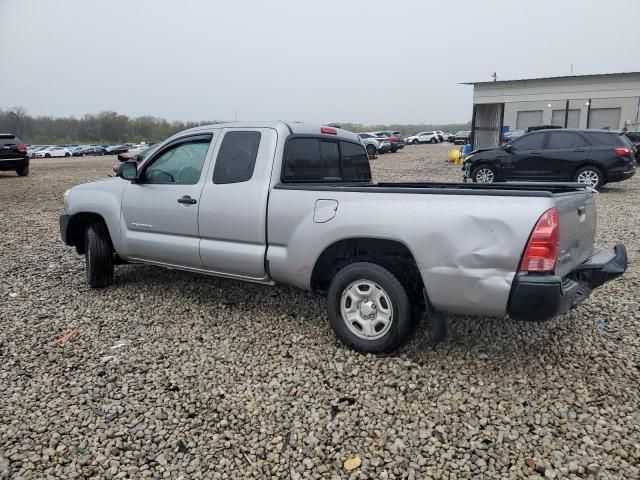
120,133,214,268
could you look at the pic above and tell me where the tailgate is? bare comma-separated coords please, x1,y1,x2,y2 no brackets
554,190,596,277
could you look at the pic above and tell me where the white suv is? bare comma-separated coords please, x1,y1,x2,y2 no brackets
405,132,439,145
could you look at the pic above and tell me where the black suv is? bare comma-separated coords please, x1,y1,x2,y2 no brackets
463,129,636,188
0,133,29,177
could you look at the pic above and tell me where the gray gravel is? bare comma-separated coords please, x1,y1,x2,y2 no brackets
1,145,639,479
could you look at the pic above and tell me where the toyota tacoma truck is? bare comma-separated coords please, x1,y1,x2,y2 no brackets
60,122,627,353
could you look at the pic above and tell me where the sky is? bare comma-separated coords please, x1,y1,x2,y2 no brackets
1,0,638,125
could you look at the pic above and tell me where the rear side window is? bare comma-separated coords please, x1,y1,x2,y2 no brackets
588,132,620,146
282,137,371,182
213,131,261,184
547,132,588,149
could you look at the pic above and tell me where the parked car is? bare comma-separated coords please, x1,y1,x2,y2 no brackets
27,145,47,158
358,133,391,156
463,129,637,189
78,145,108,156
36,146,71,158
371,131,401,152
405,131,440,144
502,130,525,144
0,133,29,176
388,131,405,149
71,146,89,157
441,132,454,142
60,121,627,354
453,131,471,145
106,145,131,155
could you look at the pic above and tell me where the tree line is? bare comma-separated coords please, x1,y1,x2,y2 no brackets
0,106,470,145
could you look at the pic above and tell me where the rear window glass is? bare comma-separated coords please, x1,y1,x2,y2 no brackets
213,131,261,184
282,137,371,182
283,138,340,181
340,141,370,181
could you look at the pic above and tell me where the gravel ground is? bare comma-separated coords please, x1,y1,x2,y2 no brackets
1,144,639,479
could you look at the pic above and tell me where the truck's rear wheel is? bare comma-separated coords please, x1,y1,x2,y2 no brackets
327,262,414,354
85,222,114,288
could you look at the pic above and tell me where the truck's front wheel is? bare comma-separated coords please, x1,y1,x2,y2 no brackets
327,262,414,354
85,222,114,288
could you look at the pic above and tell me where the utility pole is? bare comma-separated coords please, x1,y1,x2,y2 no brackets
491,72,497,82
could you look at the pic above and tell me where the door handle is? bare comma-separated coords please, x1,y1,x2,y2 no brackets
177,195,197,205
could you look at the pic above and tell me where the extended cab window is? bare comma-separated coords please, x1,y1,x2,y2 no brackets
282,137,371,182
213,131,261,184
144,137,211,185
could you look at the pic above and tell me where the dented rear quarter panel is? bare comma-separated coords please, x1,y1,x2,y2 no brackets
267,189,556,317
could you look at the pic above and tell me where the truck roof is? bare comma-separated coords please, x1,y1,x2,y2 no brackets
178,121,361,143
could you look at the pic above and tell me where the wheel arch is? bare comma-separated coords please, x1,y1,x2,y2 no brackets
65,212,113,254
573,162,606,181
310,237,424,297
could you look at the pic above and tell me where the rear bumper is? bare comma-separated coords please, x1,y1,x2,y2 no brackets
607,168,636,182
508,244,627,322
0,157,29,170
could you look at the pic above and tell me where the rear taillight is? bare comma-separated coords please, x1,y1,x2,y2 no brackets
17,144,26,152
520,208,559,273
614,147,631,157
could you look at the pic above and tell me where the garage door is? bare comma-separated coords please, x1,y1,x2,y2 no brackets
588,108,621,130
551,109,580,128
516,110,543,131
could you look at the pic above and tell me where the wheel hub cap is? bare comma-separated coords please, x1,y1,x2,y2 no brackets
340,280,394,340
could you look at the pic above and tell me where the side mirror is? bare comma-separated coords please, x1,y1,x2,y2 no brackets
117,161,138,181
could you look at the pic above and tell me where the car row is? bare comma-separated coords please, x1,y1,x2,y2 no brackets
357,131,404,155
25,143,156,159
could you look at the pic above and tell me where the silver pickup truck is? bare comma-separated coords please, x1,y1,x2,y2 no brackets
60,122,627,353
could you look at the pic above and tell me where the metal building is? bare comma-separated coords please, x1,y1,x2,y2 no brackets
462,72,640,149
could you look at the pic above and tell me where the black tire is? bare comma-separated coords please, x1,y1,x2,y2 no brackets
412,139,419,145
471,165,497,183
366,144,377,156
85,222,114,288
45,153,51,158
64,153,70,157
16,165,29,177
327,262,414,354
430,138,437,144
574,165,604,189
